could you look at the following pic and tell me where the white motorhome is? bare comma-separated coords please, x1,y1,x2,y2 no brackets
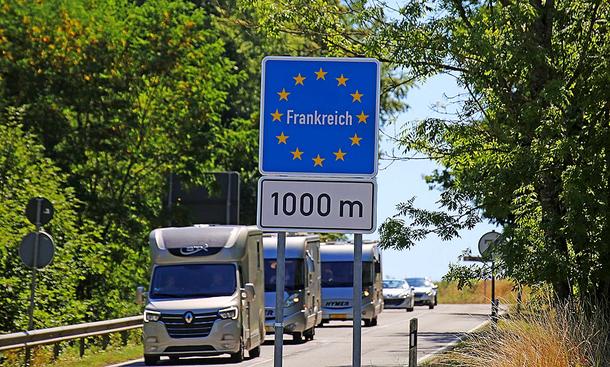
320,242,383,326
137,225,265,365
263,234,322,343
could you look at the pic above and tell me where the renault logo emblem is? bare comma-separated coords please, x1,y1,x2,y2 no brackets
184,311,194,324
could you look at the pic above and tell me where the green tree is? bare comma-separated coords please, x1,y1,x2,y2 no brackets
248,0,610,299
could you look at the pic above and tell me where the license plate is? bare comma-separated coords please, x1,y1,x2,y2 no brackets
330,314,347,319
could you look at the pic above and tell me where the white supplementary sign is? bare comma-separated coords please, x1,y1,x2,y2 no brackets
257,177,376,233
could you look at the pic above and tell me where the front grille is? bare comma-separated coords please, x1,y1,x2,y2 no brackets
165,345,216,353
161,311,219,339
384,298,405,306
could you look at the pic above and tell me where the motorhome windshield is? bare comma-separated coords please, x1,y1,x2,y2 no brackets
150,264,236,299
321,262,373,288
264,259,305,292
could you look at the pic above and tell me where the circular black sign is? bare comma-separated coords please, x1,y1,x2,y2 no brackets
25,197,54,226
19,232,55,269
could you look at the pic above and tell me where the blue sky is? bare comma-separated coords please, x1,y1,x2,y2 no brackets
363,74,497,281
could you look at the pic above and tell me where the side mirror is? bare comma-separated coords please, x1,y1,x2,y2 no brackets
242,283,256,302
136,286,146,305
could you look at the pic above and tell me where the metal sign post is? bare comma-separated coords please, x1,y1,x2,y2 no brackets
352,234,363,367
273,232,286,367
23,197,54,366
24,199,41,366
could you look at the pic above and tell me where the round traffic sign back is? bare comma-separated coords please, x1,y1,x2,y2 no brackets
478,231,500,257
25,197,54,226
19,232,55,269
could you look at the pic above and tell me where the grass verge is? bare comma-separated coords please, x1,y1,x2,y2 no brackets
0,329,143,367
423,297,610,367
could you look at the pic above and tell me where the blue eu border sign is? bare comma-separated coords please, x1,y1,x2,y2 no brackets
259,56,380,178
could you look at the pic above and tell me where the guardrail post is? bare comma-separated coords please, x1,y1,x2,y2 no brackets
409,318,418,367
102,334,110,350
121,330,129,346
52,343,60,360
79,337,85,357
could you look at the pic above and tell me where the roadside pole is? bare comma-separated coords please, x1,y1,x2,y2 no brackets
491,260,498,324
24,199,41,367
409,318,418,367
352,234,363,367
273,232,286,367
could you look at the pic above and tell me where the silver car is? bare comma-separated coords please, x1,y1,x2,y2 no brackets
382,279,414,312
406,277,437,309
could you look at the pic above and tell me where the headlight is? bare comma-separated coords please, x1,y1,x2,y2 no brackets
400,293,408,298
427,290,433,296
284,293,301,307
218,306,239,320
362,289,370,297
144,310,160,323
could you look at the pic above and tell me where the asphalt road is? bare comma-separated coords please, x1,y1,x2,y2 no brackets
112,304,492,367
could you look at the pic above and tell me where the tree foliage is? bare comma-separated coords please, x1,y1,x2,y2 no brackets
249,0,610,299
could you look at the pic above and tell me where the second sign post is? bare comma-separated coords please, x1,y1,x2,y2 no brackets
256,56,380,367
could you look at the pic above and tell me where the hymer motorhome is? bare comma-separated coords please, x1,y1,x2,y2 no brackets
263,234,322,343
320,242,383,326
136,225,265,365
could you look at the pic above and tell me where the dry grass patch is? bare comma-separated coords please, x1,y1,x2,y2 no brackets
433,297,610,367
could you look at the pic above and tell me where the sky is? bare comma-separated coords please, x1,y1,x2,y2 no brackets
362,74,497,281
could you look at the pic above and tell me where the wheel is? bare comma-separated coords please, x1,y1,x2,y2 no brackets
406,307,414,312
144,355,160,366
428,301,435,310
363,319,372,327
371,317,378,326
292,332,304,343
304,327,315,341
435,295,438,305
229,340,245,363
249,346,261,358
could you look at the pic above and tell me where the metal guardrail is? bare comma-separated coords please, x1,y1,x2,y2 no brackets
0,315,142,352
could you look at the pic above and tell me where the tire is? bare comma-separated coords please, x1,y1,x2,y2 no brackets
428,301,435,310
435,295,438,305
249,346,261,358
229,340,245,363
144,355,160,366
292,332,304,343
371,317,378,326
363,319,372,327
304,327,315,341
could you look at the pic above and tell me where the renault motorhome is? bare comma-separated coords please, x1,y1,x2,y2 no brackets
263,234,322,342
137,225,265,365
320,242,383,326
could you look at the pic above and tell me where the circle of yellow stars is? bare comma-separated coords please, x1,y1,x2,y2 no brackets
270,67,370,168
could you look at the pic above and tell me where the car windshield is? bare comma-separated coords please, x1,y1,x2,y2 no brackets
150,264,236,299
383,280,405,289
321,262,373,288
406,278,427,287
264,259,305,292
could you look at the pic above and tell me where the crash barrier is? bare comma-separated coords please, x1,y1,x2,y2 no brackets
0,315,142,358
